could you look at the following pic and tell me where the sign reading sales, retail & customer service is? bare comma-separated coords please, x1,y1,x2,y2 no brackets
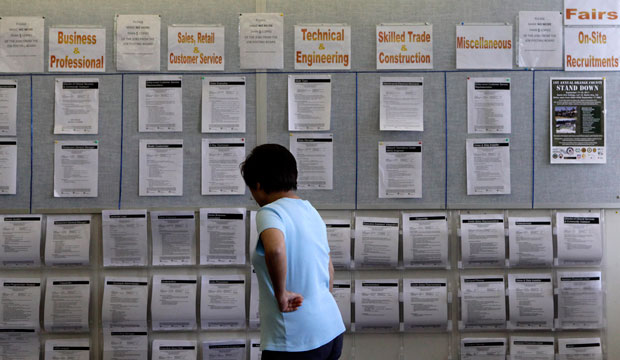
167,25,224,71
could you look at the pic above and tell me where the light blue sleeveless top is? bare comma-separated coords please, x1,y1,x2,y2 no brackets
252,197,345,352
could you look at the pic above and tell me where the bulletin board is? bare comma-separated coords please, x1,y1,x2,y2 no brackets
260,0,617,210
2,0,258,213
5,0,619,211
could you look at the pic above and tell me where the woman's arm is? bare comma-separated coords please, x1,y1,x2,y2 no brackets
261,228,304,312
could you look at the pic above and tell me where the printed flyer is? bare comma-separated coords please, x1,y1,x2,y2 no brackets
550,78,605,164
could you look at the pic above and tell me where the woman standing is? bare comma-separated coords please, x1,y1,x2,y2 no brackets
241,144,345,360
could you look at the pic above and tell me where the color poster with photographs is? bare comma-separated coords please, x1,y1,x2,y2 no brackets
550,78,605,164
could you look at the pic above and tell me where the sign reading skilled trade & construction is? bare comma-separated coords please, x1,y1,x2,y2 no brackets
565,27,620,71
168,26,224,71
294,25,351,70
564,0,620,26
376,24,433,69
48,27,106,72
456,24,513,69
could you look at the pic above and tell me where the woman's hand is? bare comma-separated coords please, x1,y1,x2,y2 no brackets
277,290,304,312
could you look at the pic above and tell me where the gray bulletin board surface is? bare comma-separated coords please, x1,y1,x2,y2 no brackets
266,73,357,209
357,72,445,209
3,0,257,212
0,76,31,212
8,0,620,212
446,71,533,209
31,75,122,212
534,71,620,208
121,74,257,209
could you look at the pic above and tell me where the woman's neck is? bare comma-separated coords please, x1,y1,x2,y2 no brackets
263,190,300,205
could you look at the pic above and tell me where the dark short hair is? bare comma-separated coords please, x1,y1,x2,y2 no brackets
240,144,297,193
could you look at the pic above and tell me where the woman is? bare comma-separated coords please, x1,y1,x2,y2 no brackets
241,144,345,360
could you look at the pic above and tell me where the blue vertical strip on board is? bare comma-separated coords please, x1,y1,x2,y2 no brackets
118,74,125,209
531,71,536,209
444,72,448,209
29,75,33,214
354,72,359,210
